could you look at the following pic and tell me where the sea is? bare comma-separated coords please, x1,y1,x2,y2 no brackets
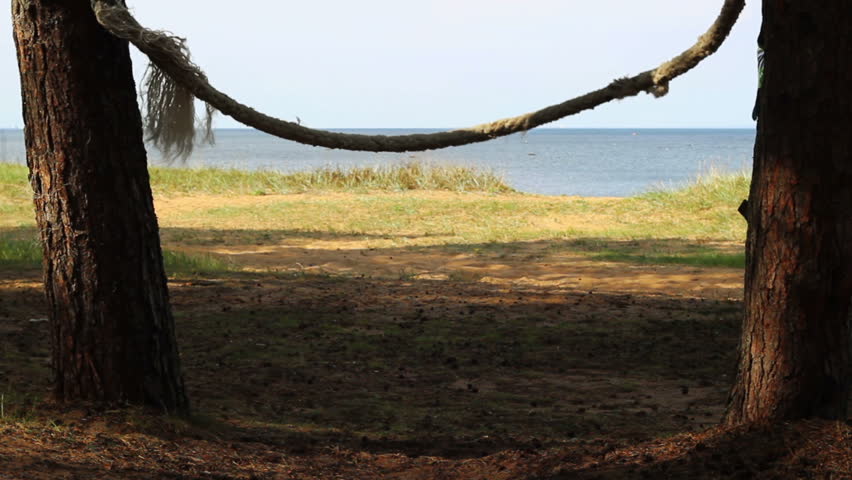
0,128,755,197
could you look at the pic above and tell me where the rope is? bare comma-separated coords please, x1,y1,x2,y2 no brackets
91,0,745,154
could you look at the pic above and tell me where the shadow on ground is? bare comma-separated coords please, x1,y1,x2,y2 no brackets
1,267,742,458
1,231,849,479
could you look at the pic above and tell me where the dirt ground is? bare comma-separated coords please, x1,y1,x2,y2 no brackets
0,207,849,478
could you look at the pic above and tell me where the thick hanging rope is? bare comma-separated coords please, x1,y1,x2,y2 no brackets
91,0,745,155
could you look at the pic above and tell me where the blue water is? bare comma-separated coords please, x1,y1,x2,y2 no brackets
0,128,755,197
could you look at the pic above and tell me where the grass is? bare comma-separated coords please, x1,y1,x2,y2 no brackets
163,168,750,245
147,162,514,195
0,234,232,275
0,391,43,425
0,162,755,462
593,250,745,268
160,250,234,275
639,167,752,210
612,168,752,241
0,162,751,270
0,163,32,228
0,161,513,198
0,237,41,268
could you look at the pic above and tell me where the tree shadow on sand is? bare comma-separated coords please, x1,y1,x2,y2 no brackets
0,268,748,458
2,228,849,478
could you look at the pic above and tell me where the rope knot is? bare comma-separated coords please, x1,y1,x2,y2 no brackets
649,82,670,98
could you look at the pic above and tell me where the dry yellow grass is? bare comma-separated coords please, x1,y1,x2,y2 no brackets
1,163,749,274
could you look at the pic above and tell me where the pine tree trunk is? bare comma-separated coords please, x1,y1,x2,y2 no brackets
725,1,851,424
12,0,189,414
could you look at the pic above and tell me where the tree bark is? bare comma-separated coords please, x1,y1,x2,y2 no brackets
12,0,189,414
725,1,851,424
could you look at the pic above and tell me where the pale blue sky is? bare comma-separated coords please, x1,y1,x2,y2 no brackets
1,1,761,129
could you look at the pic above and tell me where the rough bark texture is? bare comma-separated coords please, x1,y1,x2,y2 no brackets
12,0,189,414
725,1,851,424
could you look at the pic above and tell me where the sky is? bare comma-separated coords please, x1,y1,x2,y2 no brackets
0,1,761,129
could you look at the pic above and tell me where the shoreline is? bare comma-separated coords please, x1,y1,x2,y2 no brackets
1,127,755,196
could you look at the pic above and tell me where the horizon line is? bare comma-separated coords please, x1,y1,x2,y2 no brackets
0,126,758,131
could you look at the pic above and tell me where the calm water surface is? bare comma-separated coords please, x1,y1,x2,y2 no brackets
0,128,755,197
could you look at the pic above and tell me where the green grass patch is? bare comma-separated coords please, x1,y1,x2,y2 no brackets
0,163,29,185
639,167,752,209
593,250,745,268
0,236,41,268
1,162,753,268
147,162,514,195
161,250,234,276
0,234,232,275
0,164,33,227
0,391,44,425
608,169,751,241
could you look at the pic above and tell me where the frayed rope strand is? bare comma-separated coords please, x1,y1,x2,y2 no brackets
92,0,744,154
142,64,201,161
92,0,213,160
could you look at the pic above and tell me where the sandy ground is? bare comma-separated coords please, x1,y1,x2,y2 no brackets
153,193,745,300
0,195,848,479
181,240,744,300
